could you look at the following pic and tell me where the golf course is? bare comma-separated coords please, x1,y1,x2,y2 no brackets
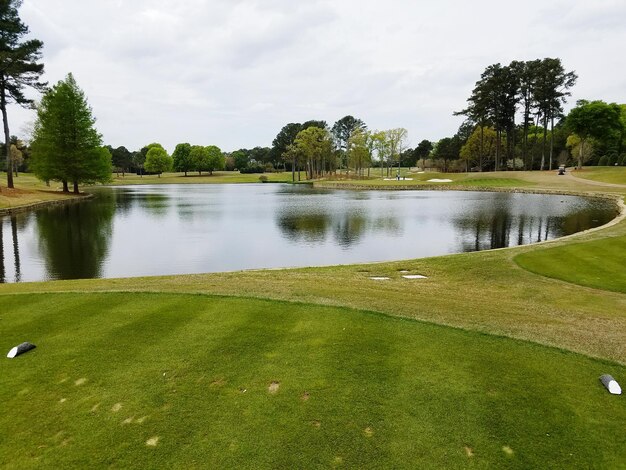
1,168,625,469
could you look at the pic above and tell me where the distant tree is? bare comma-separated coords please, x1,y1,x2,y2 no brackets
231,149,250,171
386,128,408,175
190,145,208,175
460,127,497,170
283,143,304,181
413,139,433,170
431,136,462,172
294,126,332,179
534,58,577,169
111,146,132,176
190,145,224,175
271,123,301,166
205,145,224,175
566,134,594,166
30,73,111,193
347,129,371,177
0,0,46,189
301,120,327,131
566,100,623,169
172,142,192,176
331,116,366,170
144,146,172,177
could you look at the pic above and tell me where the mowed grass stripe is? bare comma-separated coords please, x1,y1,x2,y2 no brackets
515,236,626,293
2,292,626,468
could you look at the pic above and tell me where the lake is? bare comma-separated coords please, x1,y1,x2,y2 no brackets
0,184,618,283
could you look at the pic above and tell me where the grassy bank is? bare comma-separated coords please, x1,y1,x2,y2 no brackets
2,293,625,468
108,171,294,185
2,167,626,468
0,173,80,212
571,167,626,185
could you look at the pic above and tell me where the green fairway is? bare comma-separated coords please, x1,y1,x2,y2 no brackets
514,235,626,293
571,167,626,185
2,292,625,469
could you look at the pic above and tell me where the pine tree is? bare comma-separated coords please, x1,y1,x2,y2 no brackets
0,0,45,189
30,73,111,193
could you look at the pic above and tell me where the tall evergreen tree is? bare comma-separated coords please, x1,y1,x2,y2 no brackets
0,0,45,189
331,116,366,170
30,73,111,193
534,58,577,170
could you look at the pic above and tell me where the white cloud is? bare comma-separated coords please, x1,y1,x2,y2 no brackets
9,0,626,153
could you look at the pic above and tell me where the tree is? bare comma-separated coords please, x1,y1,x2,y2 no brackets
190,145,224,175
0,0,46,189
30,73,110,193
294,126,332,179
111,146,132,176
144,146,172,177
271,123,301,166
347,129,371,177
534,58,577,169
386,128,408,175
431,136,461,172
413,139,433,170
331,116,366,170
172,142,192,176
566,100,623,169
204,145,224,175
460,127,497,170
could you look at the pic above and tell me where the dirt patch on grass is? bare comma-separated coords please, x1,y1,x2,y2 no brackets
464,446,474,457
146,436,159,447
268,381,280,394
312,420,321,428
111,403,122,412
502,445,514,456
74,378,87,386
210,378,226,387
364,427,374,437
301,391,310,401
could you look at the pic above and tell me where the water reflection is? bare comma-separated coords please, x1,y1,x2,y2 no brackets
35,195,114,280
0,186,618,283
276,210,399,248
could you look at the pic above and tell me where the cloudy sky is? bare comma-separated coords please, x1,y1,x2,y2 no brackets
9,0,626,153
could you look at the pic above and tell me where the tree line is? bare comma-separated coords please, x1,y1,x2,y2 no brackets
2,0,625,193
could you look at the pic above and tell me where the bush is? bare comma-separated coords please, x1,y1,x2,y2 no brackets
258,175,268,183
597,155,609,166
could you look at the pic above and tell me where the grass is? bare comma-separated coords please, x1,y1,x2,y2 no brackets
514,235,626,294
2,167,626,467
0,173,80,211
571,167,626,185
2,292,625,469
108,171,294,185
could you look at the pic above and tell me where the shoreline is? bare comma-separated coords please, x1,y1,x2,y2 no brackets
0,192,93,217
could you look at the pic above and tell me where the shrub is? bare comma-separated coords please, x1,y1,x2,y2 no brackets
259,175,268,183
597,155,609,166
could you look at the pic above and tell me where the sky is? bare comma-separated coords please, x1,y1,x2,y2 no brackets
9,0,626,153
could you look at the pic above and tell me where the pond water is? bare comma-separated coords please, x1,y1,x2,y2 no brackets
0,184,618,283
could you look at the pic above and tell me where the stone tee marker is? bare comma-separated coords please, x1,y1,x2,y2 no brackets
6,342,36,359
599,374,621,395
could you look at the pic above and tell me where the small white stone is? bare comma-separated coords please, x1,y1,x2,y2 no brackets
6,347,18,359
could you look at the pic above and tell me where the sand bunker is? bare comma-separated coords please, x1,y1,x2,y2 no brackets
427,178,453,183
402,275,428,279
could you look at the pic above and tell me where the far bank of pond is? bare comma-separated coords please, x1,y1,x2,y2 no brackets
0,184,618,283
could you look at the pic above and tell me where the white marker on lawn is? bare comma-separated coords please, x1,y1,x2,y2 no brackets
599,374,622,395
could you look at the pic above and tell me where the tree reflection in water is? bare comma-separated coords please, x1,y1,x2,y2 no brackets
35,194,115,280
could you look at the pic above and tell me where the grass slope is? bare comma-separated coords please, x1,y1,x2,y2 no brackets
2,292,625,469
514,235,626,293
0,173,79,211
571,167,626,185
